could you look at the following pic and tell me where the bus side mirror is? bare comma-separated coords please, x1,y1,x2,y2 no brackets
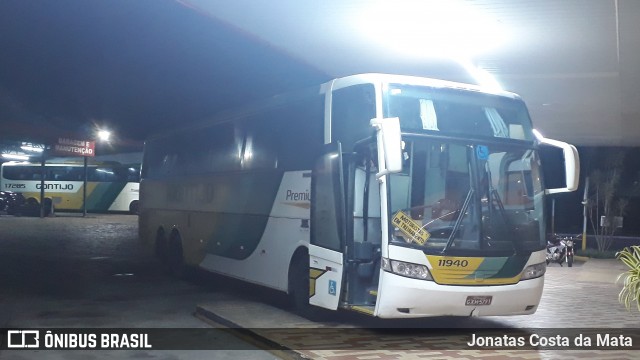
537,135,580,194
371,117,402,178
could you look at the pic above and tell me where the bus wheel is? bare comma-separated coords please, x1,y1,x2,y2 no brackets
167,231,189,279
289,253,322,321
129,200,139,215
155,228,168,263
26,198,39,216
43,198,53,217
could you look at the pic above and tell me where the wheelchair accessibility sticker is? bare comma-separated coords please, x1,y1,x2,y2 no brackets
476,145,489,160
328,280,337,296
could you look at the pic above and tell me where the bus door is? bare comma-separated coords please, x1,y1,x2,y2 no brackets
342,146,383,314
309,143,347,310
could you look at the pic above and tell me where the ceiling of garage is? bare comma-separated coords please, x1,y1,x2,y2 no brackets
186,0,640,146
1,0,639,147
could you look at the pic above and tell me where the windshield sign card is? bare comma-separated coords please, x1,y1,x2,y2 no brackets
392,211,430,245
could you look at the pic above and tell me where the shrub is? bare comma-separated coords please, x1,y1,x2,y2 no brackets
616,246,640,313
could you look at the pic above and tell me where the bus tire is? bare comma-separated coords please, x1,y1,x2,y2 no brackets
43,198,53,217
25,198,38,216
289,251,322,321
155,228,168,263
167,231,191,279
129,200,140,215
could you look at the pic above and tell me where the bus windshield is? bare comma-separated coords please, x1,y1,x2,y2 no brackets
384,84,534,141
388,138,545,256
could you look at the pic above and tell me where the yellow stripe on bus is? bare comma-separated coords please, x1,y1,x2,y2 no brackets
426,255,522,285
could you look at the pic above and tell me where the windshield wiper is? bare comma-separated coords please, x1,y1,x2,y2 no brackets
441,188,474,254
485,162,523,254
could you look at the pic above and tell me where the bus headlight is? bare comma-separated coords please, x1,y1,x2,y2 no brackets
520,262,546,280
382,257,433,281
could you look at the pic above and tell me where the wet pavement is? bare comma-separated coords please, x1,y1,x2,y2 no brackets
196,257,640,359
0,213,637,360
0,214,278,360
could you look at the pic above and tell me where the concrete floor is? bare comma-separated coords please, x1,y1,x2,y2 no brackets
0,213,636,360
0,213,279,360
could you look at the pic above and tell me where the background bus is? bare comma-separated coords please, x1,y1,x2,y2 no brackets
0,162,140,214
139,73,578,319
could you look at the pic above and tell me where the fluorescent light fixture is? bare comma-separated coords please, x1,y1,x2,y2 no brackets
2,153,30,161
356,0,507,59
20,145,44,152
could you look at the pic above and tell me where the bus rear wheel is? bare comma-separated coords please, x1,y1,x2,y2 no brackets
129,200,139,215
155,228,168,263
43,198,54,216
167,232,187,279
166,231,195,280
23,198,52,217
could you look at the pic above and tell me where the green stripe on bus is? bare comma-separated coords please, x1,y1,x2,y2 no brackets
204,170,284,260
86,182,127,211
487,255,530,279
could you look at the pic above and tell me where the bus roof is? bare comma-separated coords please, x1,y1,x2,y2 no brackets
327,73,521,100
145,73,523,142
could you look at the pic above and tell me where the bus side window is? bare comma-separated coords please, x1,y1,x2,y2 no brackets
112,167,127,182
273,95,324,170
87,168,97,182
127,166,140,182
203,123,241,173
243,116,278,170
73,168,84,181
142,139,172,178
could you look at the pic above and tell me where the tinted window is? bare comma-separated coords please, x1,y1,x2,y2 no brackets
3,165,136,182
241,94,324,171
3,166,37,180
242,116,278,170
274,95,324,170
384,85,534,141
142,93,324,177
332,84,376,152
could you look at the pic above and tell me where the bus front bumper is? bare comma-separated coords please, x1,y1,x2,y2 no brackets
375,271,544,318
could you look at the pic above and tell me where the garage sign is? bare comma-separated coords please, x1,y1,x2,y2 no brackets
54,138,95,157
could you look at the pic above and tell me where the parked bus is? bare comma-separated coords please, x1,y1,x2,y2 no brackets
139,73,579,318
0,162,140,214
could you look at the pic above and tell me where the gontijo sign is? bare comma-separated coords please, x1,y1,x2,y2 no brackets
54,138,95,157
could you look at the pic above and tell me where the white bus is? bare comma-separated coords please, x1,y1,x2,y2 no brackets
139,73,579,318
0,162,140,214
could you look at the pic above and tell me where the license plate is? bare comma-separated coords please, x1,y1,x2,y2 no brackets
465,295,492,306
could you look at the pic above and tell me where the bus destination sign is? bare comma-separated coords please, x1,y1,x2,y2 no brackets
54,138,95,157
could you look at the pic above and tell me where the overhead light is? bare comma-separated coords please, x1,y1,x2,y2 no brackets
97,130,111,142
356,0,507,59
2,153,30,161
20,144,44,153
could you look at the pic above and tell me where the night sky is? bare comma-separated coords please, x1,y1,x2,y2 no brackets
0,0,328,144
